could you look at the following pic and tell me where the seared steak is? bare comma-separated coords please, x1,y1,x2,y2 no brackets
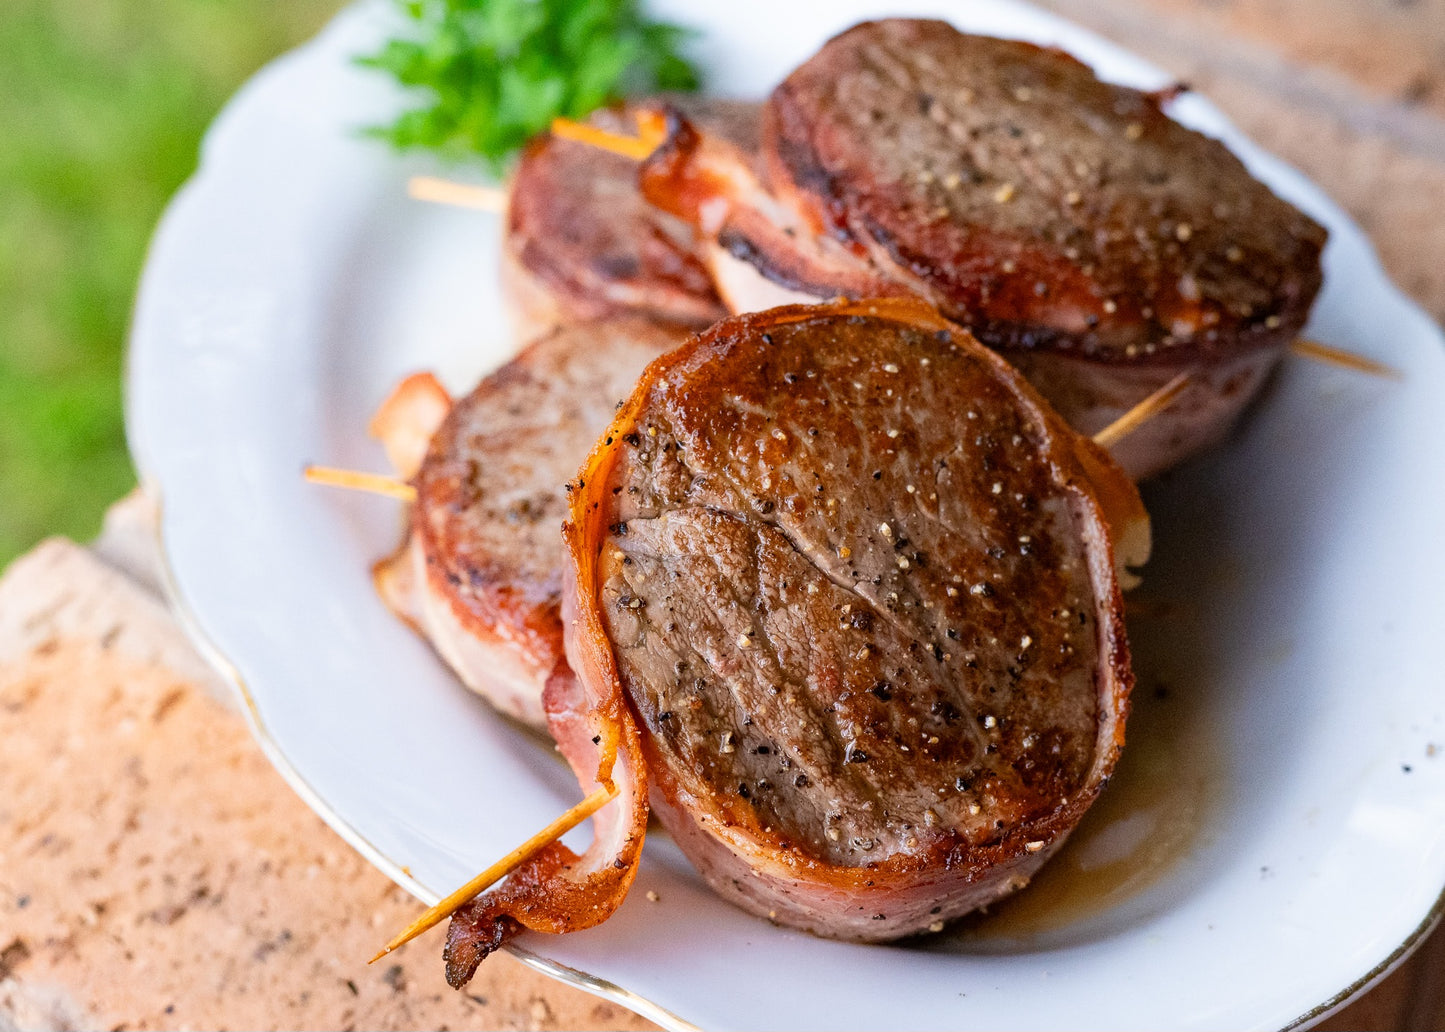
372,318,688,728
641,20,1328,478
558,298,1146,942
504,99,759,338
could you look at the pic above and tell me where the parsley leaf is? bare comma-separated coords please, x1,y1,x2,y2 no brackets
359,0,701,172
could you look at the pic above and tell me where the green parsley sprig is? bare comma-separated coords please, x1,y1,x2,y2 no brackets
359,0,701,172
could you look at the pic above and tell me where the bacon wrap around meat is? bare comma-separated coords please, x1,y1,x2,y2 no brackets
442,652,649,985
639,106,905,314
563,298,1147,941
368,325,699,986
503,98,760,339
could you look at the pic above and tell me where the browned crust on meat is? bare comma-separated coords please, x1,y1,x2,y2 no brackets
565,298,1139,938
764,20,1326,366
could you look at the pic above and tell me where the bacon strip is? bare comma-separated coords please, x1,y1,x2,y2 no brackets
443,659,648,986
639,106,903,312
440,450,654,987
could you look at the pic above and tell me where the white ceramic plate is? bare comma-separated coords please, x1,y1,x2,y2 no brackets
126,1,1445,1028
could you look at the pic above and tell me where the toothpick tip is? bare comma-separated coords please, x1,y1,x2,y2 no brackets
548,117,659,161
1092,372,1191,450
368,784,620,960
1291,339,1400,379
303,464,417,503
407,175,506,213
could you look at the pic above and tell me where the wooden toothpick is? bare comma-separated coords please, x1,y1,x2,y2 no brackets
370,783,619,962
549,111,665,162
1291,339,1399,378
304,465,417,503
407,176,507,213
1092,372,1191,449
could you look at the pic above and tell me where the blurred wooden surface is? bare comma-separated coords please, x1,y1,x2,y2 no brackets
0,494,658,1032
3,1,1445,1029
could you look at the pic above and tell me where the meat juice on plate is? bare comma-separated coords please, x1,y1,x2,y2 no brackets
943,662,1220,948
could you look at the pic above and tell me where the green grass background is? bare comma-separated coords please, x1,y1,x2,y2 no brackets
0,0,343,567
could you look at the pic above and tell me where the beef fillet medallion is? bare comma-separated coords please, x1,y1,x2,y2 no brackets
639,19,1328,478
441,297,1149,983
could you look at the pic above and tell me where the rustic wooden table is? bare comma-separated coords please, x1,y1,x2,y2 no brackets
3,1,1443,1028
